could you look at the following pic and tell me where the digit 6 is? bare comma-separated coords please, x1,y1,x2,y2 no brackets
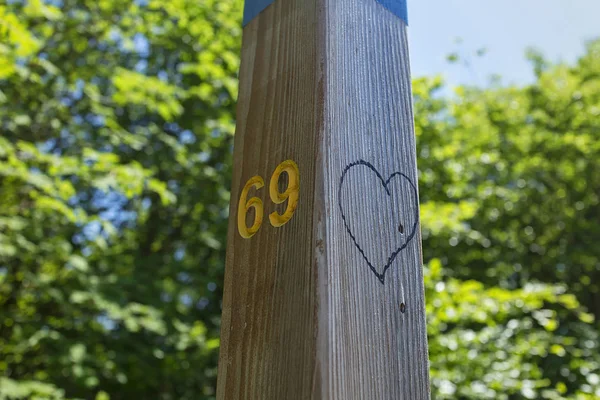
269,160,300,227
237,176,265,238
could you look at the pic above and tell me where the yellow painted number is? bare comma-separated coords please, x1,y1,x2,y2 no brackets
237,160,299,239
237,175,265,239
269,160,300,228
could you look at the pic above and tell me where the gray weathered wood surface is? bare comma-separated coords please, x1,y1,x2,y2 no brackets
217,0,430,398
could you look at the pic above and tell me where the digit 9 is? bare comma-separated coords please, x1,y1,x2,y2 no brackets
269,160,300,228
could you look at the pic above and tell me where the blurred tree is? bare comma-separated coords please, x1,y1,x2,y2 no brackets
0,0,599,399
415,41,600,399
415,41,600,311
0,0,242,399
425,258,599,399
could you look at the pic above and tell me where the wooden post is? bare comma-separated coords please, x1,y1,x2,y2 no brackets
217,0,430,398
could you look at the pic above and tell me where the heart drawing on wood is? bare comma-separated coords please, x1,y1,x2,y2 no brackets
338,160,419,284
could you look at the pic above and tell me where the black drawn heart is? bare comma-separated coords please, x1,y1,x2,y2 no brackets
338,160,419,284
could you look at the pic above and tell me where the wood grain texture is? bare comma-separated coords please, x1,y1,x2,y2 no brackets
217,0,429,398
321,0,429,398
217,0,323,398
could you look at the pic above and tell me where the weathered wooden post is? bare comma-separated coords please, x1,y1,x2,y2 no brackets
217,0,429,398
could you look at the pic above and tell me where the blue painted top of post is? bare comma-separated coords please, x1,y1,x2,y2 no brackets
243,0,273,27
376,0,408,25
243,0,408,27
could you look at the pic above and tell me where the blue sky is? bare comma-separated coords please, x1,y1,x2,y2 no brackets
407,0,600,87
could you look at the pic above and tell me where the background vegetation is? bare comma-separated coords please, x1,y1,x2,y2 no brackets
1,1,599,399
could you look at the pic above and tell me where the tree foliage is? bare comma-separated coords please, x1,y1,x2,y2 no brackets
416,40,600,399
1,0,241,398
0,1,599,399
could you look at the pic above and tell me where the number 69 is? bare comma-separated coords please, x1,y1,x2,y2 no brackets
237,160,300,239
